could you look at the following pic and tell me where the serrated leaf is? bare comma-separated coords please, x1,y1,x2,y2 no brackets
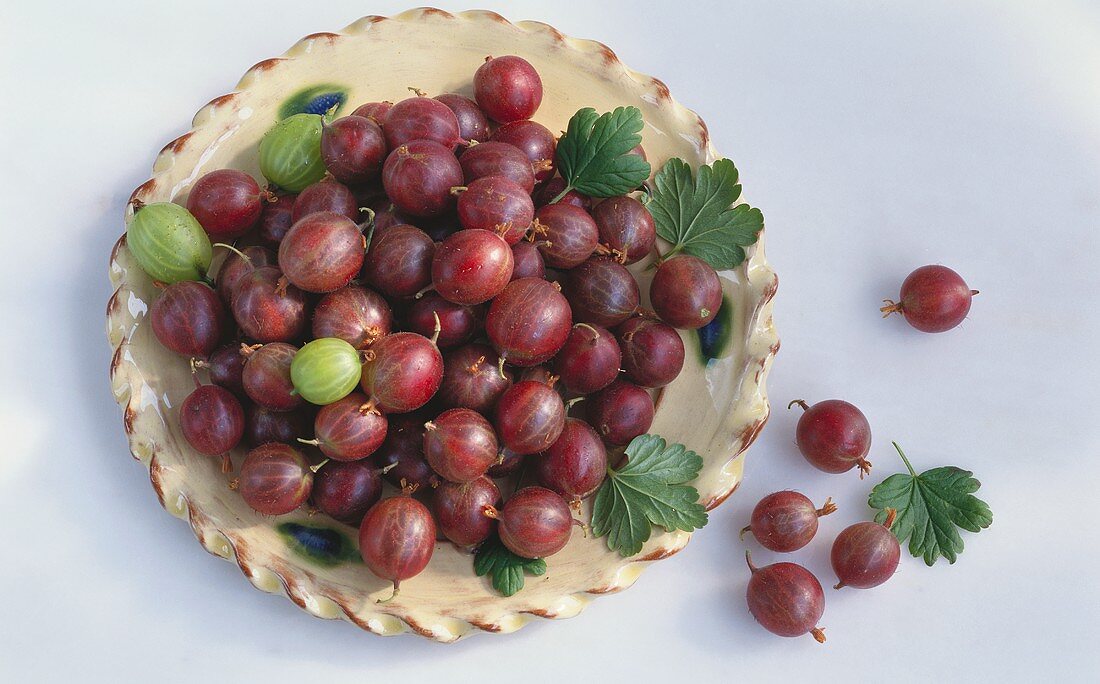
473,534,547,597
868,443,993,566
555,107,651,198
591,434,708,557
646,157,764,270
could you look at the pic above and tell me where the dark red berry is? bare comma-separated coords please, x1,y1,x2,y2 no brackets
881,265,977,333
486,278,572,367
459,141,536,193
382,96,463,149
312,285,392,349
362,224,435,298
278,212,365,293
790,399,873,478
432,229,514,305
438,344,513,415
179,384,245,456
534,203,599,269
150,281,226,358
239,443,313,516
231,266,309,343
382,140,464,217
564,257,640,327
490,486,572,559
360,332,443,413
510,240,545,280
291,179,360,223
534,418,607,502
423,408,499,483
474,55,543,124
321,115,387,185
592,196,656,264
586,379,653,446
186,169,265,240
494,380,566,455
617,316,685,388
553,324,621,395
242,342,302,412
745,551,827,642
651,254,722,329
741,491,837,553
455,176,534,244
433,476,500,547
490,120,556,182
312,459,383,525
434,93,491,143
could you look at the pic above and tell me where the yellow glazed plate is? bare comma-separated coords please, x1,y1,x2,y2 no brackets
105,8,778,642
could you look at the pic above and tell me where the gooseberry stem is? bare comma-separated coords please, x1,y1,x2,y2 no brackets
816,497,838,517
787,399,810,412
309,458,330,473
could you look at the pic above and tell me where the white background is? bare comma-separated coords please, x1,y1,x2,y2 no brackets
2,1,1099,681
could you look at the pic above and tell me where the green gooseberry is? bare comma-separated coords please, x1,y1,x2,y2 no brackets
290,337,362,405
258,113,326,192
126,202,212,284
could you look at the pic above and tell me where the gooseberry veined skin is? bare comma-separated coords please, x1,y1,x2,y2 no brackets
185,169,266,240
591,195,656,265
203,343,247,396
312,459,383,525
320,115,387,185
242,342,302,412
126,202,212,284
371,413,439,489
257,192,297,246
368,200,412,234
179,384,245,456
485,278,572,367
455,176,534,244
239,443,313,516
258,113,326,192
312,285,393,349
382,140,464,218
534,418,608,502
534,203,599,269
745,552,827,642
438,344,513,415
494,486,572,559
358,495,436,597
215,245,275,305
310,391,387,461
564,257,640,327
510,240,545,280
744,491,834,553
494,380,566,455
459,141,536,193
231,266,309,343
352,101,393,124
474,55,544,124
650,254,723,329
423,408,499,483
404,292,483,349
617,316,685,388
150,281,225,358
792,399,873,476
434,475,500,548
432,229,514,305
278,212,365,294
434,93,491,143
360,332,443,413
535,177,590,210
553,323,621,395
586,379,654,446
382,96,464,149
246,404,311,447
362,224,435,299
290,337,362,405
882,264,976,333
291,179,360,223
831,519,902,589
490,120,556,182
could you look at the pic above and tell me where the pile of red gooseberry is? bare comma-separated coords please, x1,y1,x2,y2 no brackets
134,55,724,599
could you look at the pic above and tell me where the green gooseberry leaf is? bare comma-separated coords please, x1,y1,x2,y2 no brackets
125,202,212,284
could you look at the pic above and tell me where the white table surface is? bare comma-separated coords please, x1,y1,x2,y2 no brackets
3,1,1098,681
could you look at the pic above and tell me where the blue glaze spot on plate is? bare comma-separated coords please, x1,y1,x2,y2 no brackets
276,522,359,567
697,294,734,365
278,85,348,120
